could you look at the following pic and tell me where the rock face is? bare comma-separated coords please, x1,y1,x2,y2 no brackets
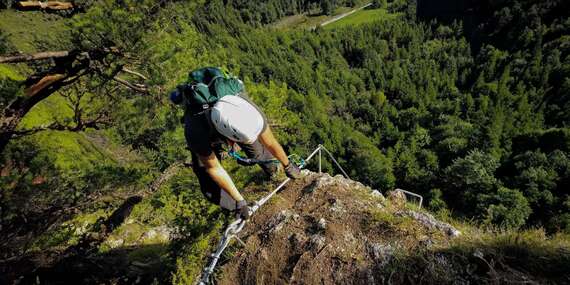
217,172,460,285
387,190,407,208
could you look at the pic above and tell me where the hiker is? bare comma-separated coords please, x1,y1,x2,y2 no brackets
169,67,301,219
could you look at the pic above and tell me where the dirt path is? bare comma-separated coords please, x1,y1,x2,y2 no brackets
316,2,372,28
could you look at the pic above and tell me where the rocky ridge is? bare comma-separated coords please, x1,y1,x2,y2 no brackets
216,171,460,284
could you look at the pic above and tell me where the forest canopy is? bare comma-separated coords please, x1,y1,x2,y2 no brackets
1,0,570,282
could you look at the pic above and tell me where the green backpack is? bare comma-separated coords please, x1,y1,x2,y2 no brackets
182,67,244,114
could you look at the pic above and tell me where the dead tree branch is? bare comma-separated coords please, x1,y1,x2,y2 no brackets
0,51,75,63
112,76,149,94
0,47,121,64
121,67,148,80
17,1,74,11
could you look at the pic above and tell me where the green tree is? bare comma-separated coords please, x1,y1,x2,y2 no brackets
0,0,171,154
443,150,499,215
433,115,476,166
478,187,532,229
345,132,395,191
372,0,387,9
320,0,336,15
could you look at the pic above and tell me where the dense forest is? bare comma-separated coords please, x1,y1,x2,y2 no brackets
190,0,570,231
1,0,569,283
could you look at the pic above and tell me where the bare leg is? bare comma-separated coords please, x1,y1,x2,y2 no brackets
258,127,290,167
198,153,244,202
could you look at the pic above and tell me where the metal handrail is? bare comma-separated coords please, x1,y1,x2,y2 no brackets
318,144,350,179
394,188,423,209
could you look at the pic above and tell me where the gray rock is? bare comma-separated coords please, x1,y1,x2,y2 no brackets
265,210,295,234
371,190,385,200
106,237,124,248
141,225,174,242
387,190,407,207
366,269,375,284
316,218,327,231
398,210,461,237
308,234,326,251
367,243,394,267
289,233,306,250
329,199,346,214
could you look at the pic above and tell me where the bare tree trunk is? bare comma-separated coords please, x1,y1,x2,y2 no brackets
16,1,74,11
0,72,82,153
0,48,145,154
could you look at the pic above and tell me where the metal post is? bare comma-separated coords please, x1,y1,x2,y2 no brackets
320,145,350,179
318,146,322,173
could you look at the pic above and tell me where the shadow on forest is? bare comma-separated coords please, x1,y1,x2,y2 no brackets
0,243,174,285
0,138,146,259
0,194,174,285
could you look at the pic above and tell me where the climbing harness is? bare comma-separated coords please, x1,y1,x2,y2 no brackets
287,154,306,169
198,144,348,284
227,148,278,166
227,147,305,168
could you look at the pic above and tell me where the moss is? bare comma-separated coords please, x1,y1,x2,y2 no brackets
0,64,25,107
26,131,109,170
0,64,25,81
18,94,75,129
127,243,169,263
30,224,76,250
116,223,148,245
172,230,221,285
31,209,109,250
369,208,401,225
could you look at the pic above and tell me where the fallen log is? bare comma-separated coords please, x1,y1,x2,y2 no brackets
17,1,74,11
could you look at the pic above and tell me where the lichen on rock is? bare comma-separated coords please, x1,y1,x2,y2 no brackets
397,210,461,237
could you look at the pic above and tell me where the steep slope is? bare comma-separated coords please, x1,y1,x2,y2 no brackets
214,172,570,284
0,11,179,284
216,171,459,284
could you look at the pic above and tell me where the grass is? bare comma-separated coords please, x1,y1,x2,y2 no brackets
270,6,399,31
0,64,25,81
324,8,399,29
18,94,75,129
270,6,353,30
446,230,570,282
31,209,110,250
367,210,570,284
27,131,112,170
0,9,69,53
370,195,570,284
